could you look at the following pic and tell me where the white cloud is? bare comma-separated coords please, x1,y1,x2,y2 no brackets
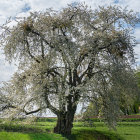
0,15,7,25
28,0,63,11
0,57,18,82
25,0,140,12
0,0,29,25
134,45,140,63
0,0,26,16
133,28,140,64
134,28,140,41
116,0,140,12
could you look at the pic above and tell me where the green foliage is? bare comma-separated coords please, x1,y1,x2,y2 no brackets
119,71,140,115
136,72,140,88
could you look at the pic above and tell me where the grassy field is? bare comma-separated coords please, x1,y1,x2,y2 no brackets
0,132,67,140
0,119,140,140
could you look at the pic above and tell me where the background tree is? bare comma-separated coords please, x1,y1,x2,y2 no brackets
0,3,139,135
112,71,140,115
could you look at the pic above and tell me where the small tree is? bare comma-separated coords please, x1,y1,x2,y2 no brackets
0,4,139,135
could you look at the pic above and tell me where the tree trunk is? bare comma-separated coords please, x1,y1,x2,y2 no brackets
54,110,75,135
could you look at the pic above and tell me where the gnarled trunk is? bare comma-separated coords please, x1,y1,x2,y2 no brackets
54,109,76,135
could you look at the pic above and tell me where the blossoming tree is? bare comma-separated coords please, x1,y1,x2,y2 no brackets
0,4,139,135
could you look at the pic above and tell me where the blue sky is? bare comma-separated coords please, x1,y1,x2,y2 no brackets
0,0,140,82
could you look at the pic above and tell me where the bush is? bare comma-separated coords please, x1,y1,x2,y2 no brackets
0,123,43,133
75,117,140,123
120,118,140,122
35,117,57,122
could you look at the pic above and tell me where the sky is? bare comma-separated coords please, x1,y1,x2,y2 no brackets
0,0,140,82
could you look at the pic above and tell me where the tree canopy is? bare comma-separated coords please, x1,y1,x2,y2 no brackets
0,3,139,135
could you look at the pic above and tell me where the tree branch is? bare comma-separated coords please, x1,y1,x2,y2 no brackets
30,30,55,49
79,56,96,81
44,94,59,115
25,38,40,63
0,104,16,112
23,107,46,115
41,39,45,59
0,101,46,116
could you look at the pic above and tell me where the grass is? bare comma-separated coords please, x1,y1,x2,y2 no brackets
0,131,67,140
94,122,140,140
67,128,122,140
73,121,140,140
116,122,140,140
0,119,140,140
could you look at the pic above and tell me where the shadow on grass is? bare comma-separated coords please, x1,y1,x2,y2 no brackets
28,133,67,140
65,130,124,140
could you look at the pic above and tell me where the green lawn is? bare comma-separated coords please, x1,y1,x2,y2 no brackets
74,121,140,140
0,120,140,140
0,131,67,140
